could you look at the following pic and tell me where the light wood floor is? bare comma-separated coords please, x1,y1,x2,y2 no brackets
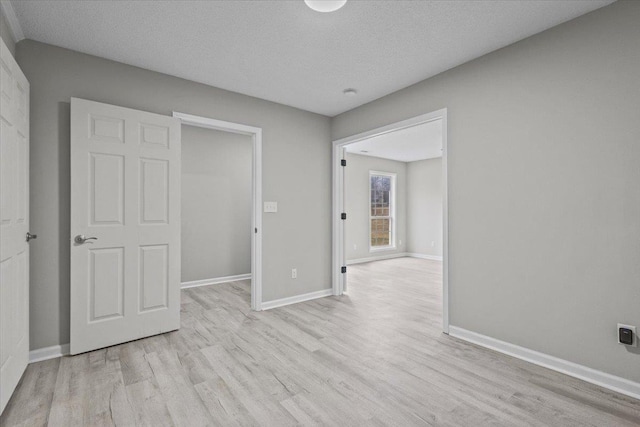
2,257,639,426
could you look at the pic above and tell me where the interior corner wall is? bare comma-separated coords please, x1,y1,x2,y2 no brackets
331,1,640,383
344,153,407,261
16,40,332,351
407,158,442,257
181,126,252,283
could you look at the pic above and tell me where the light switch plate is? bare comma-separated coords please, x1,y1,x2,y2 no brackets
264,201,278,213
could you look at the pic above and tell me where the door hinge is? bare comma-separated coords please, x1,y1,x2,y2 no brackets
255,228,258,233
341,213,347,220
341,159,347,167
341,266,347,274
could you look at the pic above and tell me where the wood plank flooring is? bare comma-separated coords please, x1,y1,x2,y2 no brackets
2,257,639,426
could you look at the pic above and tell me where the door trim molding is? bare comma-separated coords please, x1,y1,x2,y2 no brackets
173,112,263,311
449,326,640,401
0,0,25,42
331,109,449,333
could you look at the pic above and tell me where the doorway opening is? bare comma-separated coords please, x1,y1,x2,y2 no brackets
174,112,263,311
332,109,449,332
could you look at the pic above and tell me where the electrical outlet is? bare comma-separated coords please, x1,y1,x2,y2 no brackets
618,324,637,346
353,244,357,250
399,240,402,246
431,241,435,247
291,268,297,279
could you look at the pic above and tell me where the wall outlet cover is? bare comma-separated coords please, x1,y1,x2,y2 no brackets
617,324,637,346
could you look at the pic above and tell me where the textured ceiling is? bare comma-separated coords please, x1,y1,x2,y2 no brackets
10,0,613,116
345,120,442,163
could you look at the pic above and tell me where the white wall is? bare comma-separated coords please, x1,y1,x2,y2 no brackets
407,158,442,257
345,153,407,261
181,126,252,283
16,40,332,351
332,1,640,382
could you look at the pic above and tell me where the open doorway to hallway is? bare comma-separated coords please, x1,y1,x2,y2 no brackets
332,110,448,332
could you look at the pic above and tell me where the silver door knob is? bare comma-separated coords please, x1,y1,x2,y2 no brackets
74,235,98,244
26,232,37,242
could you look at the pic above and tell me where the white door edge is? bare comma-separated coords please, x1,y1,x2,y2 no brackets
0,37,30,414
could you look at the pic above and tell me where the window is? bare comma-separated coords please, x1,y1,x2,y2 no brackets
370,172,395,250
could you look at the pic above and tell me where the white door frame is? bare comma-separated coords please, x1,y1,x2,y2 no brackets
173,112,263,311
332,109,449,333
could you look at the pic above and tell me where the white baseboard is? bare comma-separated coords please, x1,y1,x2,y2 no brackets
29,343,70,363
346,252,443,264
407,253,443,261
448,326,640,401
181,273,252,289
261,288,333,311
346,252,409,265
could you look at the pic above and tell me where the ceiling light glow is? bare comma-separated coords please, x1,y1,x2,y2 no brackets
305,0,347,13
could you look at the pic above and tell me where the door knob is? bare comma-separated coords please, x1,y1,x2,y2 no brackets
26,232,37,242
74,235,98,244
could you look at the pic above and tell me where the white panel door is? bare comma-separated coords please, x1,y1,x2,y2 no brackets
0,39,30,414
70,98,180,355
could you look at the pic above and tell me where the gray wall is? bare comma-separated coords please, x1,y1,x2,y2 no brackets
345,153,407,261
16,40,332,350
333,1,640,382
1,6,16,56
407,158,442,257
181,126,252,283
